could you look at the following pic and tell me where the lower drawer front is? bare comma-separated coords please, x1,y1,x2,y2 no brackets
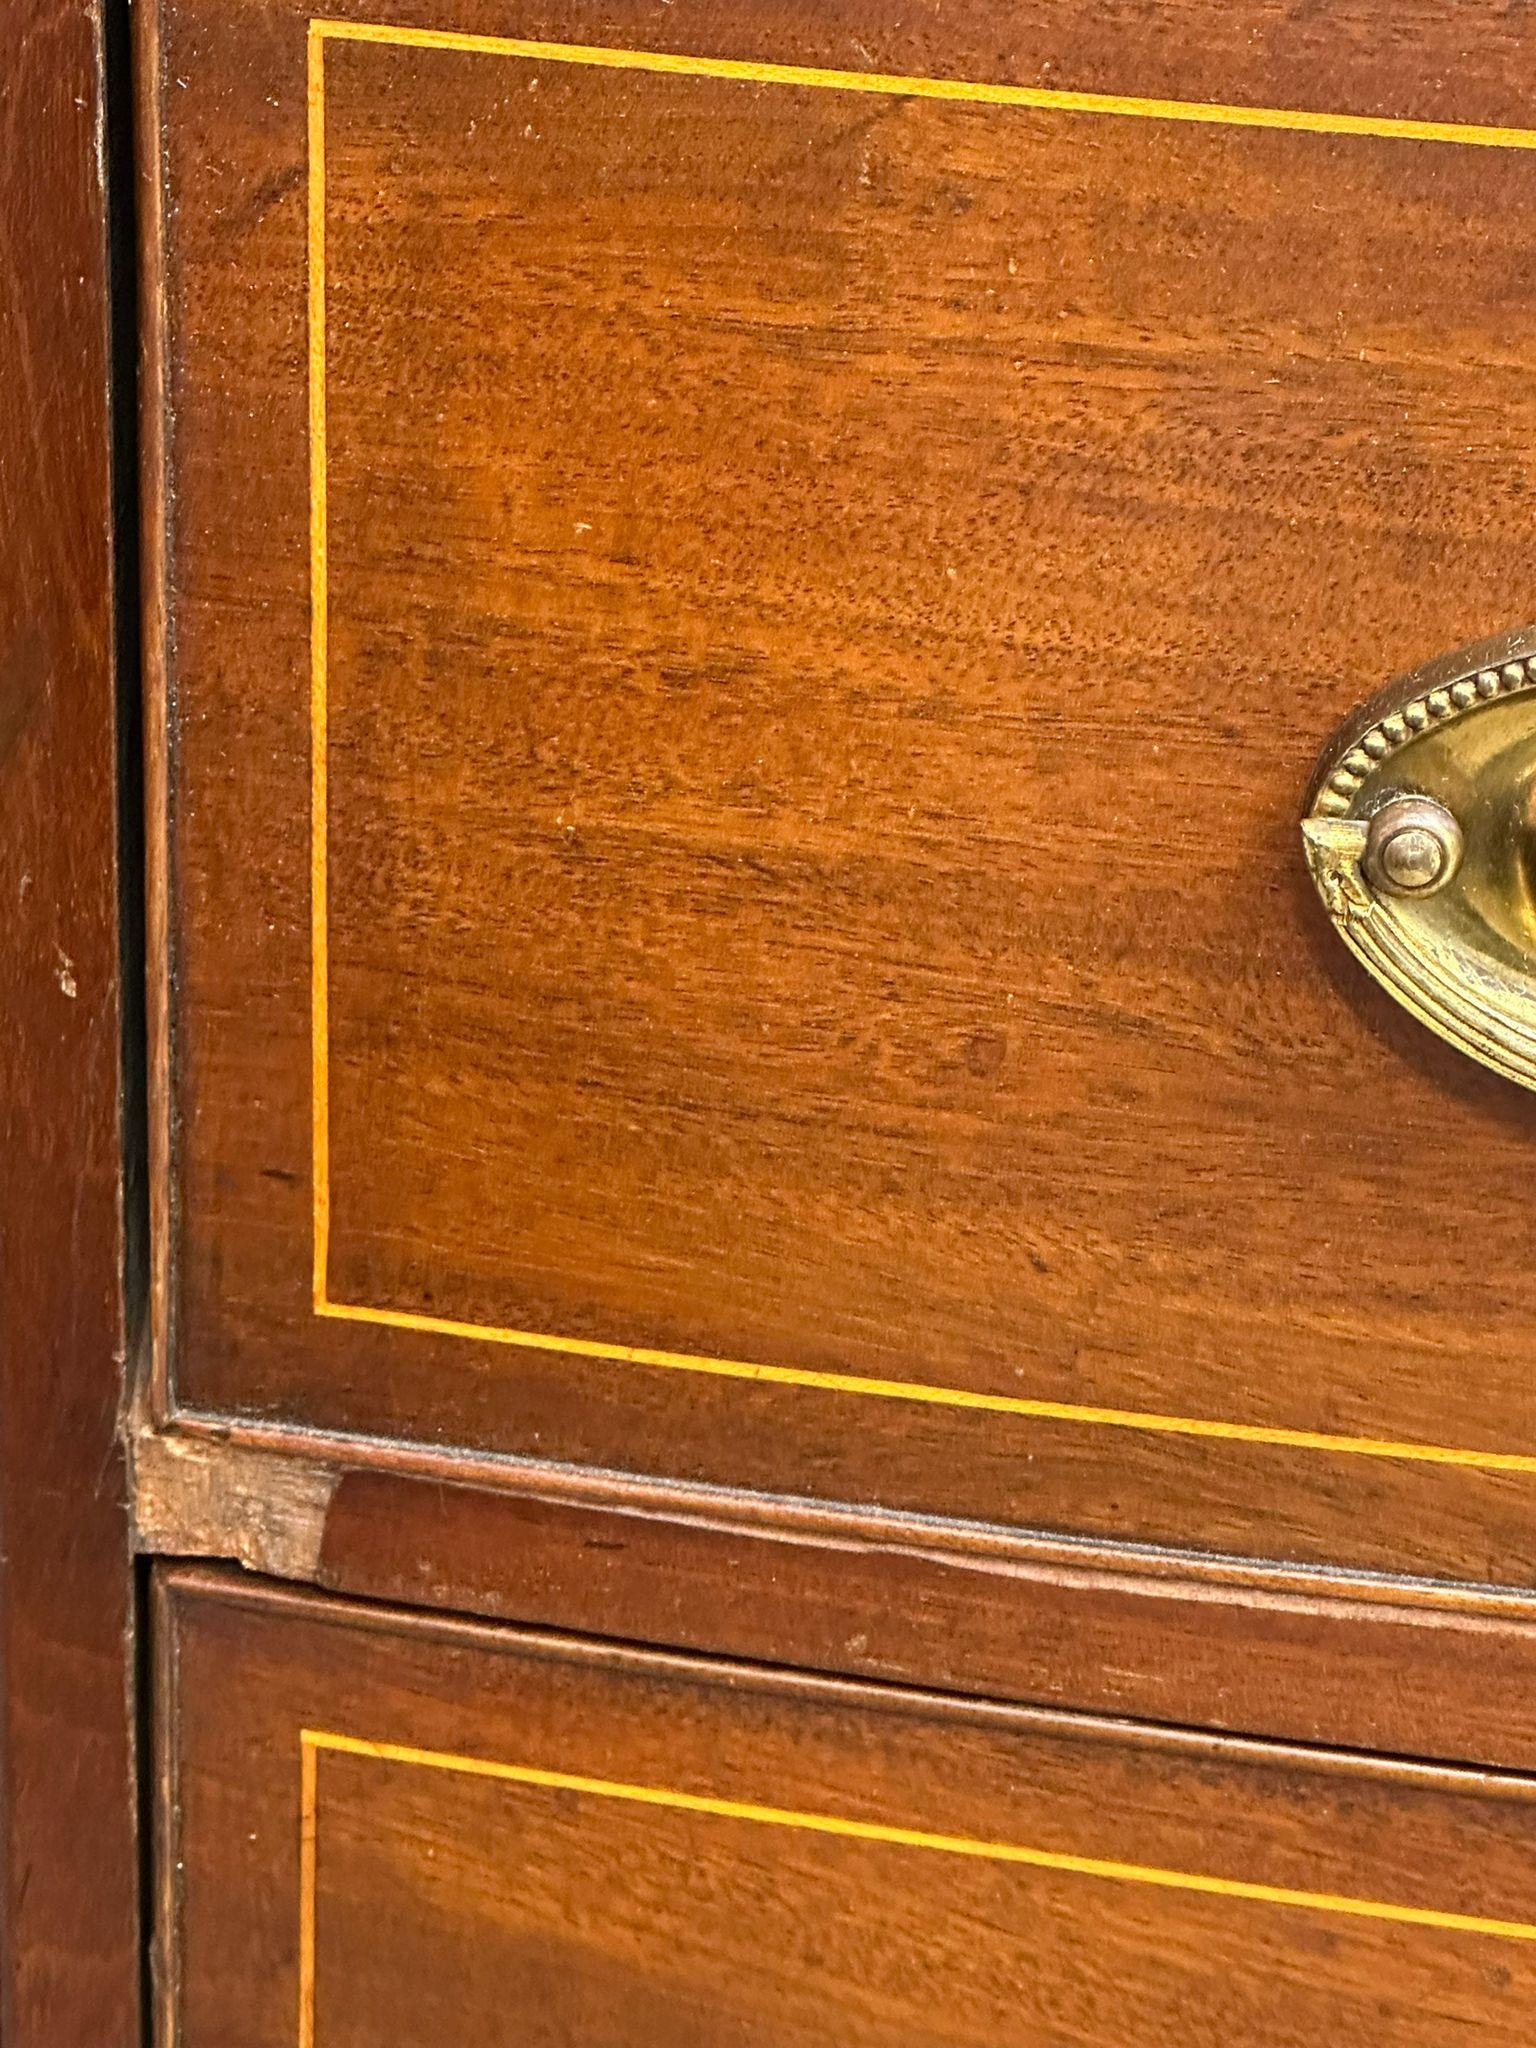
159,1568,1536,2047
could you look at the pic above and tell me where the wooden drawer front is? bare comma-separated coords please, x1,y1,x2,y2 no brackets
151,0,1536,1578
160,1567,1536,2046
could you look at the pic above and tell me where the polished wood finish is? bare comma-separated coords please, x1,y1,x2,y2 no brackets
160,1565,1536,2047
136,1425,1536,1772
146,0,1536,1583
311,1468,1536,1772
136,12,1536,2034
0,0,140,2037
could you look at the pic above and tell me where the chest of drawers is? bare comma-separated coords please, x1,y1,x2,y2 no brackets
11,1,1536,2040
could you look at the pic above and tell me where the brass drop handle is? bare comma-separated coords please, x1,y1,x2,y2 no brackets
1302,624,1536,1090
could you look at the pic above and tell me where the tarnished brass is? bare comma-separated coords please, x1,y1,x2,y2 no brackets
1360,795,1463,900
1302,623,1536,1091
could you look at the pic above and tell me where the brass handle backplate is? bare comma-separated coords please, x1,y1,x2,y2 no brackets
1302,623,1536,1090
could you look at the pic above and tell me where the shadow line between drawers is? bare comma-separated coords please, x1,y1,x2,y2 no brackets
296,1725,1536,2045
304,16,1536,1475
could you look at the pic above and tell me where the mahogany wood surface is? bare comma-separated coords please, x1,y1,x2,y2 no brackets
311,1468,1536,1773
148,0,1536,1581
0,0,141,2037
160,1564,1536,2048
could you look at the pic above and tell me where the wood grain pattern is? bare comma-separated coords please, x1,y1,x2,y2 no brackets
150,0,1536,1579
0,0,141,2036
134,1420,1536,1770
310,1467,1536,1771
160,1565,1536,2048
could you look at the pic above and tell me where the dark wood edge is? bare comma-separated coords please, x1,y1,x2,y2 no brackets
150,1570,183,2048
136,0,174,1429
136,1412,1536,1776
155,1558,1536,1801
0,0,141,2036
141,1399,1536,1608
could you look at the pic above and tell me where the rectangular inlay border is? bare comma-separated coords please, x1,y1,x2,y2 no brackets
296,1725,1536,2045
306,16,1536,1472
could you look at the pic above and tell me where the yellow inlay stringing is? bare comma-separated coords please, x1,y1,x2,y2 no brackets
308,18,1536,1472
297,1725,1536,2043
309,18,1536,151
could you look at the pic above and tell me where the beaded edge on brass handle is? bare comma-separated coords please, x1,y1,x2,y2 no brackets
1302,623,1536,1092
